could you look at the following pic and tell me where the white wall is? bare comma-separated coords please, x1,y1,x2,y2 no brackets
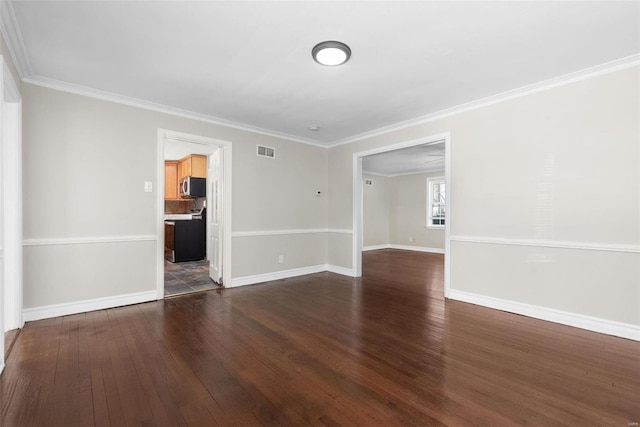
327,65,640,331
363,171,445,251
22,84,328,310
362,173,389,247
389,171,444,250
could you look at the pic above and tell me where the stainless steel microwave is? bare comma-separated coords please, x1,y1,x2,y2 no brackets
179,176,206,198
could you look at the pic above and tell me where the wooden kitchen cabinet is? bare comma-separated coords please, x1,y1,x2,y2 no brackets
164,161,180,200
164,222,175,250
178,154,207,180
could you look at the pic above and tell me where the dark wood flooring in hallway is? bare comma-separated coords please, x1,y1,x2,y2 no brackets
1,249,638,426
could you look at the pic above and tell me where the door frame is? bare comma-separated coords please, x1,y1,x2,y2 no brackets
206,149,223,284
0,56,23,373
156,129,232,299
351,131,451,297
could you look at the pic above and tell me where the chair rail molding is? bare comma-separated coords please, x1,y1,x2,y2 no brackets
450,235,640,253
232,228,353,237
23,235,157,246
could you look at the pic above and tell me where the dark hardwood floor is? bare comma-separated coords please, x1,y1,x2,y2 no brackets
3,329,20,361
1,249,638,426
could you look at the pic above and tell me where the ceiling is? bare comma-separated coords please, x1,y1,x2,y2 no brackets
363,142,444,176
164,140,218,161
6,1,639,147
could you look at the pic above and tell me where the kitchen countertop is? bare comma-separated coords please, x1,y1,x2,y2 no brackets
164,213,195,220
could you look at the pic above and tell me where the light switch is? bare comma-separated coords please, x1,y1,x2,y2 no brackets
144,181,153,192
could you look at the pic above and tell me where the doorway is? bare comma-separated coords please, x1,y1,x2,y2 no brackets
156,130,232,299
352,133,451,297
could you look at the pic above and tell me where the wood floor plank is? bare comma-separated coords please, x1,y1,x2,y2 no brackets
105,308,156,425
91,309,128,426
1,249,638,426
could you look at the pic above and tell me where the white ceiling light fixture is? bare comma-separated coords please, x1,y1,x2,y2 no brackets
312,41,351,66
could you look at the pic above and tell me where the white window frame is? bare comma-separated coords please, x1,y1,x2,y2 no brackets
426,176,445,229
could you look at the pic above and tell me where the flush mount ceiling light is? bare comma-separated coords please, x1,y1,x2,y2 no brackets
312,41,351,66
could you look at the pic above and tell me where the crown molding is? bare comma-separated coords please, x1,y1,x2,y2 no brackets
0,0,32,79
363,168,445,178
23,74,329,148
4,7,637,153
3,61,20,102
388,169,444,178
328,54,640,148
362,170,391,177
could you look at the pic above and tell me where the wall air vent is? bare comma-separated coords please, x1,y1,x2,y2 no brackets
257,145,276,159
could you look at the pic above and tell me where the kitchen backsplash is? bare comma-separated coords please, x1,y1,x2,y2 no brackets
192,197,206,211
165,197,206,213
164,200,189,213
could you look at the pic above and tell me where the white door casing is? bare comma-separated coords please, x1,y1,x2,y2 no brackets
0,56,23,374
2,60,22,330
208,148,223,284
156,129,232,299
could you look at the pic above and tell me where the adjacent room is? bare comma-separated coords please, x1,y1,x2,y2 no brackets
0,1,638,425
163,138,223,297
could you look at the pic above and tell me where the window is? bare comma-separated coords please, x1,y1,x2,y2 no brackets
427,177,445,228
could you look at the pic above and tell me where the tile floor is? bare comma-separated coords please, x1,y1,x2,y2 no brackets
164,259,220,297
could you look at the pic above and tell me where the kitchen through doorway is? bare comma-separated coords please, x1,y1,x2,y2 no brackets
157,130,232,298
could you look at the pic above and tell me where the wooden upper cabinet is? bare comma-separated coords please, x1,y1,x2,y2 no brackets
166,155,206,200
190,155,207,178
164,161,180,200
178,154,207,179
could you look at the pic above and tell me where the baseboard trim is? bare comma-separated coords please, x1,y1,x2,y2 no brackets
448,290,640,341
230,265,328,287
363,244,445,254
363,244,390,251
230,264,355,287
389,244,445,254
23,290,157,322
327,264,355,277
21,265,356,321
